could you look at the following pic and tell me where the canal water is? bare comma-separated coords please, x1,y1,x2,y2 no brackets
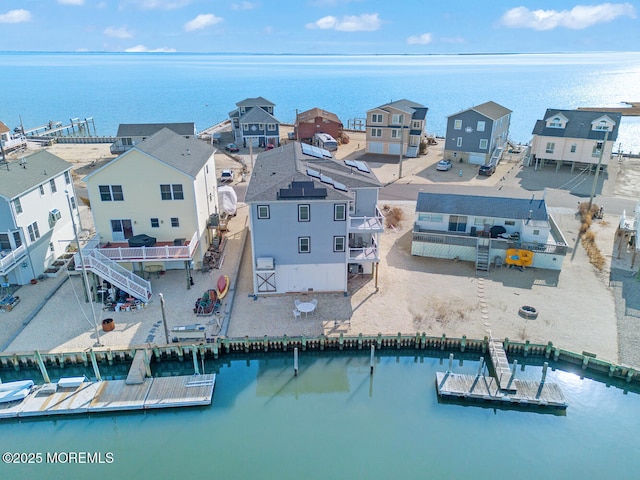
1,351,639,480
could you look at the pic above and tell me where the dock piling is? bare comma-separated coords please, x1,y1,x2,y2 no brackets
89,349,102,382
506,359,518,390
476,357,484,377
370,345,375,374
447,353,454,373
541,362,548,384
294,347,299,376
34,351,51,384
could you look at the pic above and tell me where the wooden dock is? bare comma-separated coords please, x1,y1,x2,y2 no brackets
0,374,215,419
488,339,516,392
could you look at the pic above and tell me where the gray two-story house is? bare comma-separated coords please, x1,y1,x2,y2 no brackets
245,142,383,295
229,97,281,149
444,101,512,165
110,122,196,154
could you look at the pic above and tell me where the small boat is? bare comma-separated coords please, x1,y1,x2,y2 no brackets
0,379,34,404
217,275,230,300
505,249,534,267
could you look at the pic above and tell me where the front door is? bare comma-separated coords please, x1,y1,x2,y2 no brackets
111,219,133,241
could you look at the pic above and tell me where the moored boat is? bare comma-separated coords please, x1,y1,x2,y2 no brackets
217,275,230,300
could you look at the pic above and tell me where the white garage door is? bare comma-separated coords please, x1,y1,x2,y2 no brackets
388,143,401,155
469,153,485,165
368,142,383,154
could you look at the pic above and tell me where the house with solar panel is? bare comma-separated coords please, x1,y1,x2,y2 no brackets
229,97,281,149
411,191,568,275
529,109,622,172
443,101,512,166
365,99,428,158
110,122,196,154
245,142,383,295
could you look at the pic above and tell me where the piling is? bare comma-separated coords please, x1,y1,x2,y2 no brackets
447,353,454,373
541,362,548,384
370,345,375,374
192,345,200,375
89,349,102,382
294,347,299,376
460,335,467,353
34,350,51,384
476,357,484,377
506,359,518,390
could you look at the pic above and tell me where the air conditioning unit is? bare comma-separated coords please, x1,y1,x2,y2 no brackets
49,209,62,226
256,257,274,270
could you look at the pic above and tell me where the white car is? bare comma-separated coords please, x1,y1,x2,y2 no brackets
436,160,453,171
220,170,234,183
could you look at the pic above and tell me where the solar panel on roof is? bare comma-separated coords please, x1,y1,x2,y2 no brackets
301,143,332,159
304,188,328,198
333,181,348,192
292,181,315,189
307,168,321,178
320,174,333,184
279,188,303,198
354,161,370,173
344,160,358,168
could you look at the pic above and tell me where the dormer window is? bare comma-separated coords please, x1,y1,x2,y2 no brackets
549,117,563,128
594,120,610,131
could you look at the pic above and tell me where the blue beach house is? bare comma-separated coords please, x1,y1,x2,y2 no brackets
245,143,383,295
229,97,281,149
444,101,512,165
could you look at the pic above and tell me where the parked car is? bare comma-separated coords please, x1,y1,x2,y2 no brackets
220,169,234,183
478,163,496,176
436,160,453,171
265,143,275,150
225,143,239,153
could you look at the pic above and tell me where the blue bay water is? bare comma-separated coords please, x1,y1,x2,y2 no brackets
1,51,640,153
1,352,639,480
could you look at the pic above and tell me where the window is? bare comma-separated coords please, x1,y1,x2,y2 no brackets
64,171,71,184
122,138,133,146
391,114,404,124
298,204,310,222
505,220,516,226
477,121,486,132
334,236,346,252
48,209,61,228
13,231,22,248
550,117,563,128
267,123,276,131
479,139,488,149
28,222,40,242
49,242,55,253
371,114,383,123
474,218,494,226
171,217,180,228
99,185,124,201
412,120,421,129
70,196,77,209
13,198,23,215
545,142,555,154
371,128,382,137
49,179,57,194
298,237,310,253
257,205,270,219
160,184,184,200
454,119,462,130
334,204,346,221
242,123,249,131
258,123,264,130
533,229,540,236
448,215,467,232
150,218,160,228
457,137,463,147
570,144,577,153
595,120,610,131
391,129,401,139
0,234,10,250
39,185,45,196
417,213,443,222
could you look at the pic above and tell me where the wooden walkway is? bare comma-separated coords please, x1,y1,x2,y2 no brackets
488,339,516,392
0,374,215,419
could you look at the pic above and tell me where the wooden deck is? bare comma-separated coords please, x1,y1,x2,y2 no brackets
488,339,516,392
0,375,215,419
435,372,568,409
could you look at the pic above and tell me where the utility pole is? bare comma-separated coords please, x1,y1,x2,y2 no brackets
587,128,609,212
398,125,404,179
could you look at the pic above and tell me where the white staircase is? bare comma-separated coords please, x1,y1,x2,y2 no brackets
475,238,490,276
75,248,152,303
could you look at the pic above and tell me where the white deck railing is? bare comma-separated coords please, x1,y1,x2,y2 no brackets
0,244,27,273
349,207,384,232
98,231,199,261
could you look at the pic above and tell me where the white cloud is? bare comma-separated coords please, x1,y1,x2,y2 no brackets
58,0,85,5
309,0,363,6
407,33,432,45
0,9,32,23
184,13,223,32
306,13,381,32
500,3,636,30
231,2,258,10
132,0,192,10
124,45,176,52
104,26,133,39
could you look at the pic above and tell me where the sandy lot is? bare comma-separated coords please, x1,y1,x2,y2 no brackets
4,134,639,368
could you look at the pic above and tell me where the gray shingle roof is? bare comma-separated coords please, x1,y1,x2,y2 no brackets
116,122,195,137
472,101,512,119
416,192,548,221
236,96,275,108
239,107,280,125
532,109,621,141
245,143,381,203
0,150,71,200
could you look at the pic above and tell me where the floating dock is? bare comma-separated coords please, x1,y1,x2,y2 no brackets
0,374,215,419
435,339,567,410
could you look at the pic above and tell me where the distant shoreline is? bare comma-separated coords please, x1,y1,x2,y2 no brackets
578,102,640,116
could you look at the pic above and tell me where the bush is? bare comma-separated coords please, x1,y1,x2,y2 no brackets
385,207,404,229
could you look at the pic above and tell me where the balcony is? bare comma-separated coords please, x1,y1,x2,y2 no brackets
349,236,379,262
349,207,384,233
89,231,199,262
0,244,27,275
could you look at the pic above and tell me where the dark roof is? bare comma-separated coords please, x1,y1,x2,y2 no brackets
239,107,280,124
245,143,381,203
416,192,548,221
116,122,195,137
531,109,622,141
412,107,428,120
297,108,342,125
0,150,71,200
236,96,275,107
448,101,512,120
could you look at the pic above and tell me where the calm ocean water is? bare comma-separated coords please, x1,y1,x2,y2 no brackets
1,52,640,153
1,352,639,480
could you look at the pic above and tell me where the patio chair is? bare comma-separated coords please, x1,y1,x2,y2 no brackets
293,309,301,320
310,298,318,314
494,256,503,269
294,299,301,308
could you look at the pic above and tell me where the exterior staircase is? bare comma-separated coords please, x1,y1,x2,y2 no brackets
475,239,490,276
74,247,153,303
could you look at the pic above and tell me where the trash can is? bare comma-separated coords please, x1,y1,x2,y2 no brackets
102,318,115,332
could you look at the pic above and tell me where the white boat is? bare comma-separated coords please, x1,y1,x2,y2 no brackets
0,379,34,392
0,380,34,404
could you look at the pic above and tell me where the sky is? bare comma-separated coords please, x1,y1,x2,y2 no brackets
0,0,638,54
